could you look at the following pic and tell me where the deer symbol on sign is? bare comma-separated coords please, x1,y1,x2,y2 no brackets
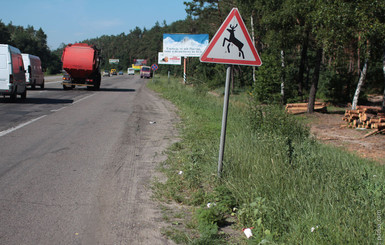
222,24,245,59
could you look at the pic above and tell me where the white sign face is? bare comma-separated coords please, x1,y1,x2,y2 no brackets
163,34,209,57
109,59,119,64
158,52,181,65
200,8,262,66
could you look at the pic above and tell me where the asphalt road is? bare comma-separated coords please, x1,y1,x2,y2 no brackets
0,74,178,244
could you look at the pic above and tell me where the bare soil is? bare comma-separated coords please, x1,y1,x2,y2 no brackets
306,111,385,165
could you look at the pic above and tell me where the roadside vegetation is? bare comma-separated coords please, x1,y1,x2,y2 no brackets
148,76,385,244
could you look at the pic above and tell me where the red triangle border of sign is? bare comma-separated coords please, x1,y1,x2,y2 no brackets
200,8,262,66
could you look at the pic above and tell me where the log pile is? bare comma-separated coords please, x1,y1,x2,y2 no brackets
342,106,385,137
286,102,327,114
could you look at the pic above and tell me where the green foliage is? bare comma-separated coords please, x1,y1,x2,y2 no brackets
318,70,356,103
150,76,385,244
0,21,62,74
248,104,309,143
251,53,283,104
0,21,10,43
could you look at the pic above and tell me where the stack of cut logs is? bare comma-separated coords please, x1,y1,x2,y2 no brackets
342,106,385,137
286,102,327,114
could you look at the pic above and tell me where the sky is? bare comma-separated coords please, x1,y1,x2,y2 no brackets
0,0,188,50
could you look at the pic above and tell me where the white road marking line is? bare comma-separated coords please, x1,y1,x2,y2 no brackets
72,94,95,104
51,93,95,112
0,93,95,137
0,115,47,137
50,107,67,112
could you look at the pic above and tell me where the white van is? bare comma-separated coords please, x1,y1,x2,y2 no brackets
127,67,135,75
0,44,27,100
22,53,44,89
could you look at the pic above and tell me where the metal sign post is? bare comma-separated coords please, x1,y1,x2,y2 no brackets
217,65,232,177
199,8,262,178
151,63,158,82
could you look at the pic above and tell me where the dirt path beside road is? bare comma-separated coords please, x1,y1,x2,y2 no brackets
308,112,385,165
83,84,180,244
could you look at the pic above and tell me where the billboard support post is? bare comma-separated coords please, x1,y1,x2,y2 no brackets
183,57,187,83
168,70,170,83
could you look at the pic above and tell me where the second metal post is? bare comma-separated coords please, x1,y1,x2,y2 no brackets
218,65,232,177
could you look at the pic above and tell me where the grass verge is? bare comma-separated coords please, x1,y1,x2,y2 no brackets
148,76,385,244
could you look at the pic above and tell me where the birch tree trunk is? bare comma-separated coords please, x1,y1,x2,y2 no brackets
381,51,385,111
281,50,286,105
352,59,368,110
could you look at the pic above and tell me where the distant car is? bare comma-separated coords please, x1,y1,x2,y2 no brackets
102,70,110,77
127,68,135,75
62,70,75,89
110,69,117,75
140,66,152,78
62,70,71,82
118,71,123,75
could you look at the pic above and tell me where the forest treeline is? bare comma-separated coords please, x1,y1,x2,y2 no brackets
1,0,385,108
0,21,62,74
71,0,385,109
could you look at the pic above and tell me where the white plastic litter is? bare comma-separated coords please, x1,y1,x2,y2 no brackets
311,226,319,232
243,228,253,238
207,202,216,208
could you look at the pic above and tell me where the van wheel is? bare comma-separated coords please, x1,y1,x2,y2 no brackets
10,92,17,101
21,90,27,99
31,83,36,90
10,86,17,101
40,83,44,89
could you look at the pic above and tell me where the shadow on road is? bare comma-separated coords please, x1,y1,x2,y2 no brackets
42,88,136,92
98,88,136,92
0,98,74,104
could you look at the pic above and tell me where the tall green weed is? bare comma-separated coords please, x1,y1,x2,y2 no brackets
148,77,385,244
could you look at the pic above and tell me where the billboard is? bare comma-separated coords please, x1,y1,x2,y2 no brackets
132,59,147,70
163,34,209,57
109,59,119,64
158,52,181,65
134,59,147,65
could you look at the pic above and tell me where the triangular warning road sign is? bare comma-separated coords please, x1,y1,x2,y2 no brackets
200,8,262,66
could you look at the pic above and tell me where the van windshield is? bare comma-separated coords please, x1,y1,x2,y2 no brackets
142,67,150,72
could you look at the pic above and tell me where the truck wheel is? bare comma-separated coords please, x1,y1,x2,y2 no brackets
63,85,71,90
93,74,101,90
94,81,100,90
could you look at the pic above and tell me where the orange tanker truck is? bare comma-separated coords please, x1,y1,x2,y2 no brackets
61,43,101,90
